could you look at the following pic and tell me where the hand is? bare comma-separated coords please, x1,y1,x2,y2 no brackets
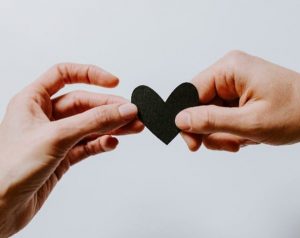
0,63,143,237
176,51,300,152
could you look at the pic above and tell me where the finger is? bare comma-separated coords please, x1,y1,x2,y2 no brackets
52,91,143,136
180,132,202,152
111,120,144,135
34,63,119,96
52,103,138,146
70,119,144,144
52,90,127,119
175,104,257,137
191,51,252,104
203,133,259,152
77,133,103,145
67,135,119,165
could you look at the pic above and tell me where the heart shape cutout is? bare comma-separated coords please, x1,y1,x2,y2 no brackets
131,82,200,144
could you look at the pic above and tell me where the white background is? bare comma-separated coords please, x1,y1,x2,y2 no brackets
1,0,300,237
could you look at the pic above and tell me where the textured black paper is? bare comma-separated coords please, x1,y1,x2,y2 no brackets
131,82,200,145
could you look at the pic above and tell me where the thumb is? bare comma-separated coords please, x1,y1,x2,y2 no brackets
52,103,138,146
175,105,253,137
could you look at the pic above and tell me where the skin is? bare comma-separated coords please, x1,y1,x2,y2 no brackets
177,50,300,152
0,63,144,237
2,51,300,236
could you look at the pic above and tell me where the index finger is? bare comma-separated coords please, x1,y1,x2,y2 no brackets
192,50,251,104
34,63,119,96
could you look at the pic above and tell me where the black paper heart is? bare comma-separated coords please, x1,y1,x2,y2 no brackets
131,82,200,145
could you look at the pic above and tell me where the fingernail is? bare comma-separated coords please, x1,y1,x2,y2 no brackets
118,103,138,120
105,137,119,151
175,111,191,130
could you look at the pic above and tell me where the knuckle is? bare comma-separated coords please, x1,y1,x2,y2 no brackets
82,144,92,157
69,90,87,101
200,109,215,132
53,63,98,84
86,64,111,84
69,90,86,110
83,141,102,157
83,64,97,83
94,107,118,129
52,63,73,83
7,94,20,108
52,62,70,71
86,64,97,74
51,63,65,75
223,50,249,69
211,50,252,85
7,89,33,111
94,139,105,153
224,50,247,61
